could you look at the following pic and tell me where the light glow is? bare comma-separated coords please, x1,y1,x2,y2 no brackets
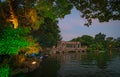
32,61,37,65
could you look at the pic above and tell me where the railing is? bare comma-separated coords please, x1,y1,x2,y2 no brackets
51,47,87,53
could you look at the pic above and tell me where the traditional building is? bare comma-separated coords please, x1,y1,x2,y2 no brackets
51,41,86,54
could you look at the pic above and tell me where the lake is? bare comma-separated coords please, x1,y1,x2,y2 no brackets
13,50,120,77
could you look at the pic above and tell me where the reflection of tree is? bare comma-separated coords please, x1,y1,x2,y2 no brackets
96,52,108,69
58,53,84,65
80,52,109,69
41,58,60,77
81,52,96,65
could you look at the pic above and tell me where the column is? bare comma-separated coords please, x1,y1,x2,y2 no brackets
79,42,81,48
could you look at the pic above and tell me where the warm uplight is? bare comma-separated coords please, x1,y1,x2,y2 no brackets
7,0,18,29
32,61,37,65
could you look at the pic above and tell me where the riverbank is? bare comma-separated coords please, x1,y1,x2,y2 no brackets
10,56,42,76
10,52,51,77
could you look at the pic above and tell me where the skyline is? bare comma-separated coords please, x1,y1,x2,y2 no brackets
58,8,120,41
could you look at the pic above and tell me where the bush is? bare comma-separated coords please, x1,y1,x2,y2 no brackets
0,27,32,55
0,65,10,77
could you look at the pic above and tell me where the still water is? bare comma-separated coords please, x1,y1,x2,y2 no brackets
15,51,120,77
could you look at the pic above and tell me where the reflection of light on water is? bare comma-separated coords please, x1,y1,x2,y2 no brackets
32,61,37,65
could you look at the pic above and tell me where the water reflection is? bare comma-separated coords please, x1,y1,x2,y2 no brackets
40,57,60,77
16,50,120,77
57,51,120,77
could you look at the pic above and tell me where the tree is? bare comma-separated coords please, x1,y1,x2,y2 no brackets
32,18,61,48
71,35,94,47
0,0,73,30
114,37,120,48
0,0,120,75
94,33,106,50
106,37,114,48
95,33,106,42
80,35,94,46
70,0,120,26
1,0,120,28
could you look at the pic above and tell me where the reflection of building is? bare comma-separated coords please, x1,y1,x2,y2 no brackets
57,53,87,77
51,41,87,54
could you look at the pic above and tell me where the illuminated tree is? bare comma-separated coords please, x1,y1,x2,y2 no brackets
0,0,120,28
0,0,120,76
0,0,72,30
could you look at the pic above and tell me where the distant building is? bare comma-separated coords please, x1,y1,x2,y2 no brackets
51,41,86,54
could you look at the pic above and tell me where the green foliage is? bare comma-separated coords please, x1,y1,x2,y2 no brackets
114,37,120,48
93,33,106,50
71,33,119,51
95,33,106,42
32,18,61,48
0,65,10,77
88,42,105,51
71,35,94,47
0,0,73,30
0,27,32,55
80,35,94,46
1,0,119,29
70,0,120,26
88,44,97,51
106,37,114,48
